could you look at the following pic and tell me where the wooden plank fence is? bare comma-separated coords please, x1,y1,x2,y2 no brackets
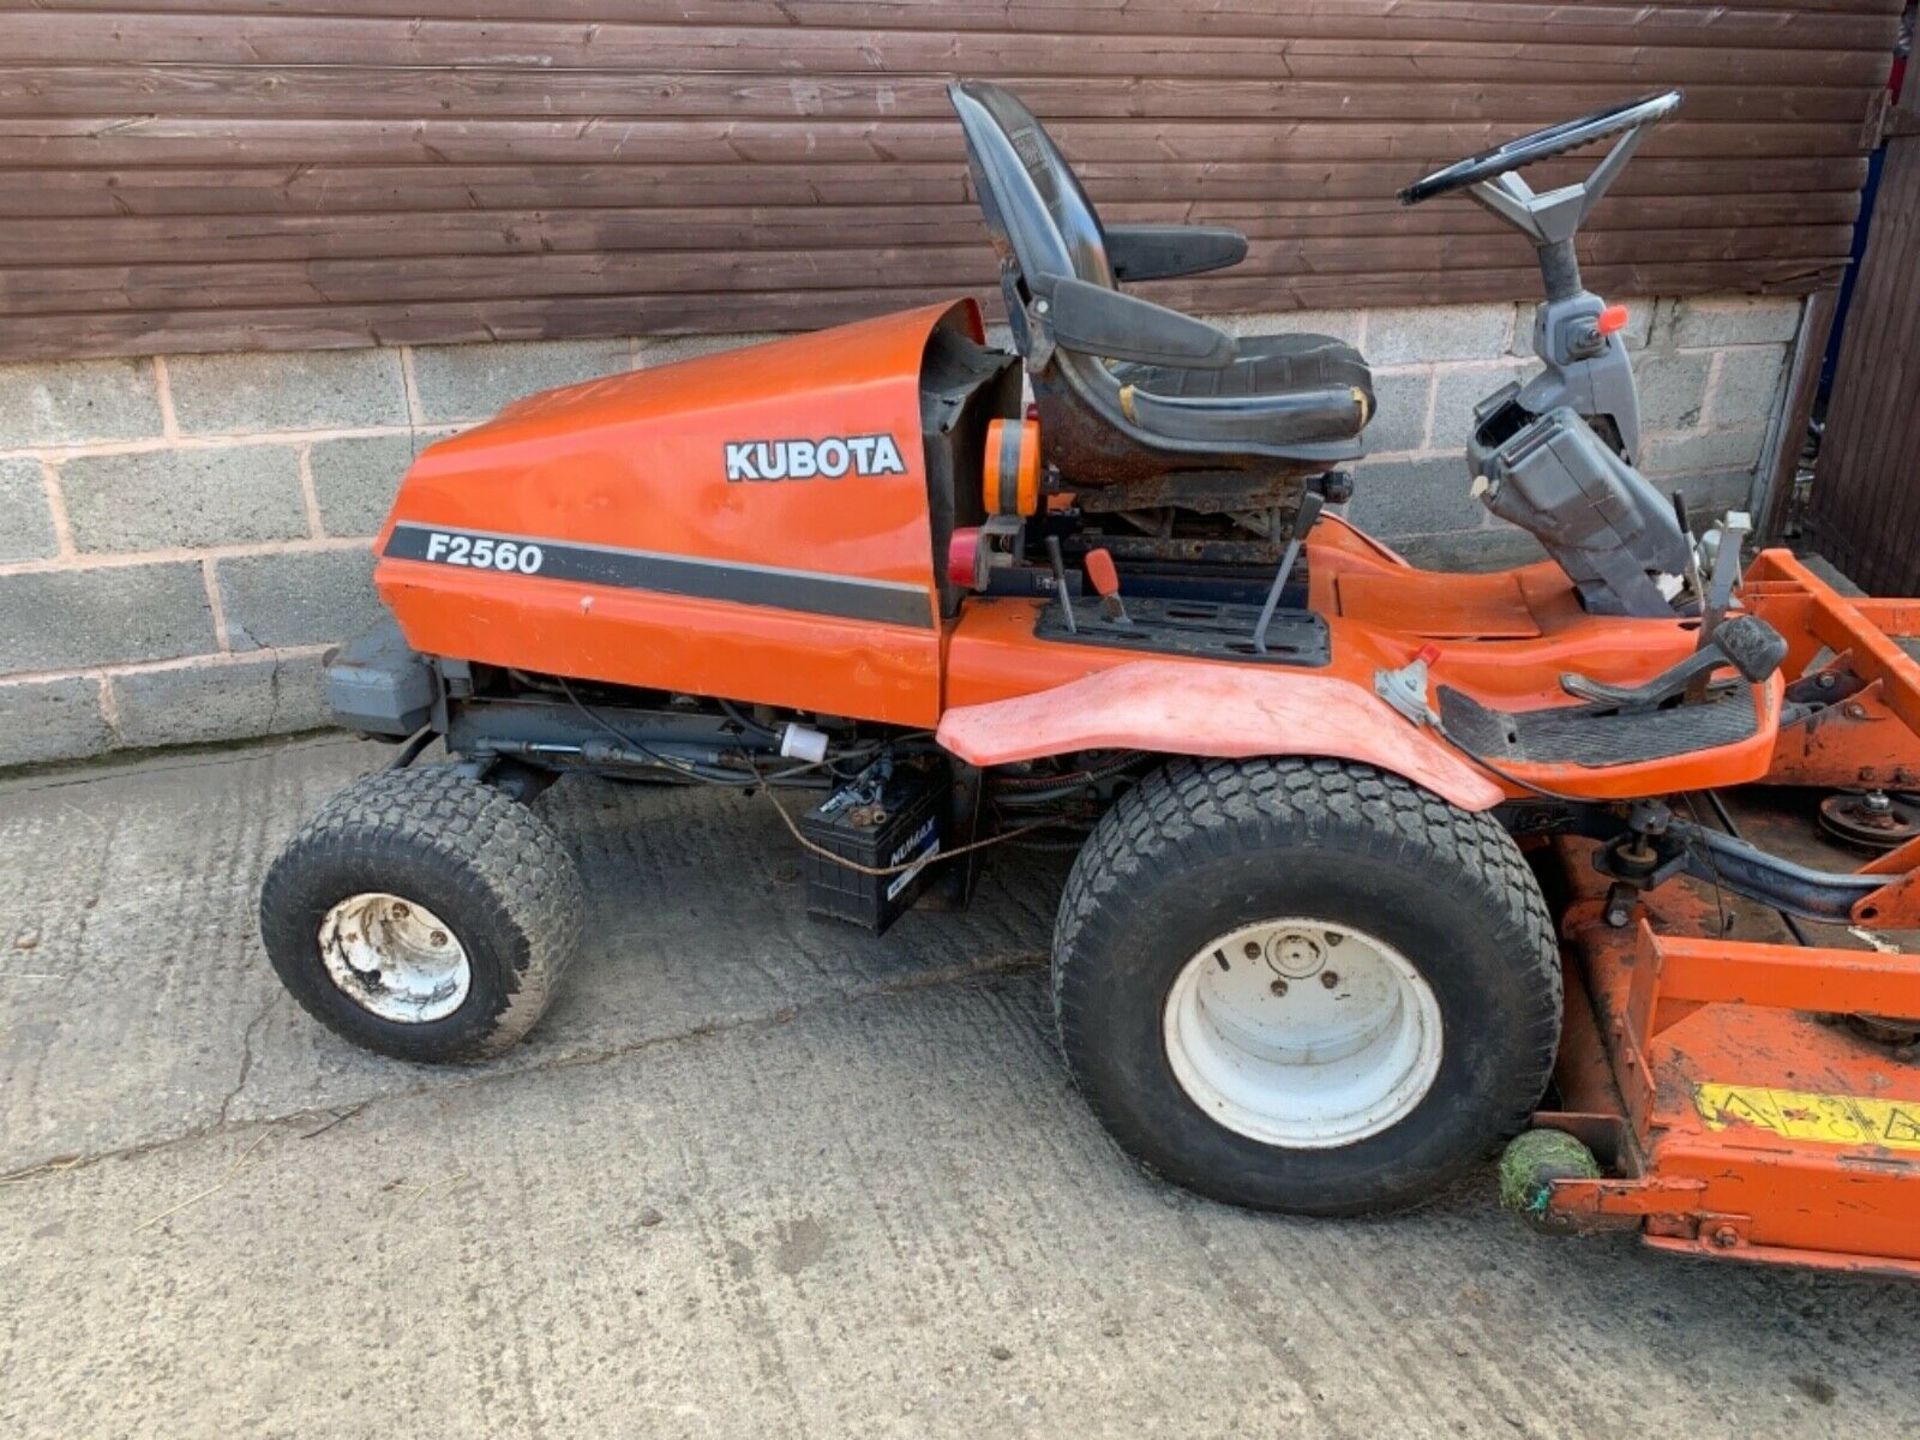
0,0,1903,359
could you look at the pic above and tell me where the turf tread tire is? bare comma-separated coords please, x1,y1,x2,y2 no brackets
1053,756,1560,1215
259,765,586,1063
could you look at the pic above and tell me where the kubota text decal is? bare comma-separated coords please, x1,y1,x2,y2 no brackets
724,434,908,483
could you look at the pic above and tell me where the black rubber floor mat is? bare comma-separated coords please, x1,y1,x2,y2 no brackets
1035,597,1330,667
1438,684,1759,767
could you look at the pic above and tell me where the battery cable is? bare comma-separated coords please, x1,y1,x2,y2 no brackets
751,760,1065,877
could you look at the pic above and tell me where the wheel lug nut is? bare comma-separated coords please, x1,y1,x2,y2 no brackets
431,930,448,947
392,903,410,918
1270,979,1288,997
1321,971,1340,989
1243,941,1262,959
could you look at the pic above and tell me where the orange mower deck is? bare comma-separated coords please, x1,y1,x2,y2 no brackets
1520,555,1920,1274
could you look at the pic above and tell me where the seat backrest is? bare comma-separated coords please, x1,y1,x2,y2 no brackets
950,79,1217,482
949,80,1115,296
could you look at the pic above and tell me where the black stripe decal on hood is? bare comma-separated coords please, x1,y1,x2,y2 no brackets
383,523,934,630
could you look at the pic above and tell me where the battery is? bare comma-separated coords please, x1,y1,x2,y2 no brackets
798,757,946,933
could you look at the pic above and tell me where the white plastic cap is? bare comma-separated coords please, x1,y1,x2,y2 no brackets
779,723,830,764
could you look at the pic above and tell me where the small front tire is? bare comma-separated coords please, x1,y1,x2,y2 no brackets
259,765,585,1062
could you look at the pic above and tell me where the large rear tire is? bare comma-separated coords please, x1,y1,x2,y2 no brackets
259,765,585,1063
1053,756,1559,1215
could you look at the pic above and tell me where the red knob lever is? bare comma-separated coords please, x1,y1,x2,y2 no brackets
1085,548,1120,598
1084,547,1131,625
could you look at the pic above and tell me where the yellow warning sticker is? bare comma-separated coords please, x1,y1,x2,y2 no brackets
1696,1084,1920,1153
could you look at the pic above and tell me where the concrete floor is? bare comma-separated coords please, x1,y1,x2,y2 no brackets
2,736,1917,1439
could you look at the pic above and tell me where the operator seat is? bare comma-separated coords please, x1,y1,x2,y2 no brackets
949,80,1375,488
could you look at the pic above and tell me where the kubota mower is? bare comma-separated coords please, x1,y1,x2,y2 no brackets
260,85,1920,1275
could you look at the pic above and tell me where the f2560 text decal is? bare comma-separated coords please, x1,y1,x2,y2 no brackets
382,522,934,629
423,531,546,574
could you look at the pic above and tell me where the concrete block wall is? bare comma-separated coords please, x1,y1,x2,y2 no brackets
0,295,1801,769
1291,295,1800,569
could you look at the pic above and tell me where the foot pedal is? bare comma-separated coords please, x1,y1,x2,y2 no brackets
1439,685,1760,767
1560,614,1786,713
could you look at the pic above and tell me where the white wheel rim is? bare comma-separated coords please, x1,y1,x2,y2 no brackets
318,892,471,1024
1163,917,1443,1148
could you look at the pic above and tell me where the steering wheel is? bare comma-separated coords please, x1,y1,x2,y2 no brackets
1398,92,1683,207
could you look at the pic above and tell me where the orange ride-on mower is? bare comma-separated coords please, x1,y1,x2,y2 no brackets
260,85,1920,1273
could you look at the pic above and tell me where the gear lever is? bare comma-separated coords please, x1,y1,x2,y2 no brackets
1252,491,1325,655
1044,535,1077,634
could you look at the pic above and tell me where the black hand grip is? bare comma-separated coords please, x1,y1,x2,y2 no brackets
1711,614,1789,686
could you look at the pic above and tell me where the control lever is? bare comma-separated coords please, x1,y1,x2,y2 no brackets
1560,613,1788,712
1044,535,1077,634
1671,490,1706,611
1251,491,1325,656
1085,548,1129,626
1688,510,1751,702
1700,512,1751,641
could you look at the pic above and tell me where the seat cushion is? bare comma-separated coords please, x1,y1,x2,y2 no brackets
1110,332,1375,448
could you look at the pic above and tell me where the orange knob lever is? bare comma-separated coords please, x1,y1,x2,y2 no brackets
1084,548,1130,625
1085,547,1120,597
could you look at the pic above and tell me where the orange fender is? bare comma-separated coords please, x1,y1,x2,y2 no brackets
935,659,1504,812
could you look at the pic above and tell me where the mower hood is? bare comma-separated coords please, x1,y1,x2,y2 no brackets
371,300,994,725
